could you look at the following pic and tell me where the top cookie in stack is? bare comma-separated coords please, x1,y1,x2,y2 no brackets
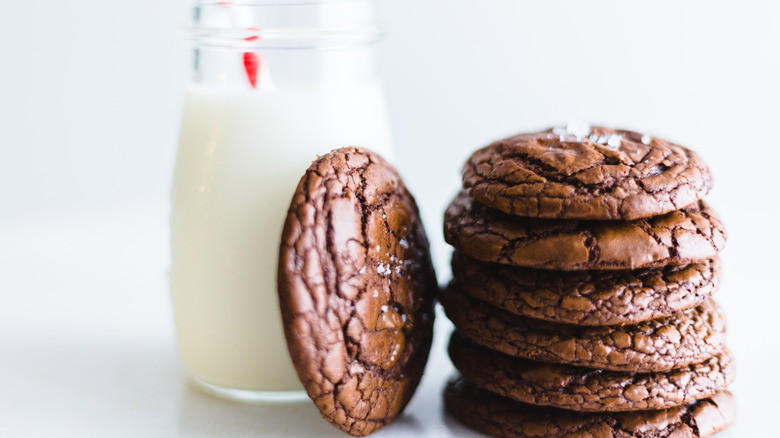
462,125,712,220
441,126,734,438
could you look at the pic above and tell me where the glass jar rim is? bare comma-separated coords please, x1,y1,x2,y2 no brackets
194,0,365,5
188,0,382,49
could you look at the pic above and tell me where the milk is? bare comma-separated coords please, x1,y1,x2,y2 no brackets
170,83,394,393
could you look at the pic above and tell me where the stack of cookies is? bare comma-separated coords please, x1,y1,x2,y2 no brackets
440,126,735,438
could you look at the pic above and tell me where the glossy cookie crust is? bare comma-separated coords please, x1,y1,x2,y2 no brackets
463,127,713,220
439,284,726,373
278,148,438,436
444,376,736,438
451,253,721,326
448,332,735,412
444,191,726,270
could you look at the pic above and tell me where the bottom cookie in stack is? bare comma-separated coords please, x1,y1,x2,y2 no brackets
444,376,736,438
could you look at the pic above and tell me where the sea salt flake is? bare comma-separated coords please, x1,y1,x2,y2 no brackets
553,122,591,141
607,134,623,148
641,134,652,145
373,290,379,298
566,121,591,139
399,239,409,249
381,305,389,312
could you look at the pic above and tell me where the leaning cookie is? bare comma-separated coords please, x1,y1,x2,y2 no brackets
278,148,438,436
444,376,736,438
462,126,713,220
439,284,726,372
448,332,735,412
452,252,721,326
444,191,726,270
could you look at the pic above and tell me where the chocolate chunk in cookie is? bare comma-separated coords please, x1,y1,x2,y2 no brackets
448,331,735,412
452,252,721,326
278,148,438,436
444,376,736,438
444,191,726,270
463,126,713,220
439,284,726,372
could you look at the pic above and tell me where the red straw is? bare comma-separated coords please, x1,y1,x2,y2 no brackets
217,3,263,89
243,27,263,89
242,52,260,89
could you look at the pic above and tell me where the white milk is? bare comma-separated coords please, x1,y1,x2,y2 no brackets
170,83,394,392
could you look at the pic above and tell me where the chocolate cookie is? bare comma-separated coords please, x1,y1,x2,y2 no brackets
277,148,438,436
439,284,726,372
448,332,735,412
452,253,721,326
443,191,726,270
444,376,736,438
462,126,713,220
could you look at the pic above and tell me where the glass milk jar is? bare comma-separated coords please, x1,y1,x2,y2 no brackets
170,0,394,402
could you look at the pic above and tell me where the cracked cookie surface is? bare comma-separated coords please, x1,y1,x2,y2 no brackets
444,376,736,438
448,332,734,412
452,253,720,326
278,148,438,436
439,284,726,372
463,127,713,220
444,191,726,270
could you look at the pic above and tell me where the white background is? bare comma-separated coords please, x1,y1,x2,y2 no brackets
1,1,778,436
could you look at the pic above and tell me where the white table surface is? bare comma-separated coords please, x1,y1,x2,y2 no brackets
1,201,777,437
